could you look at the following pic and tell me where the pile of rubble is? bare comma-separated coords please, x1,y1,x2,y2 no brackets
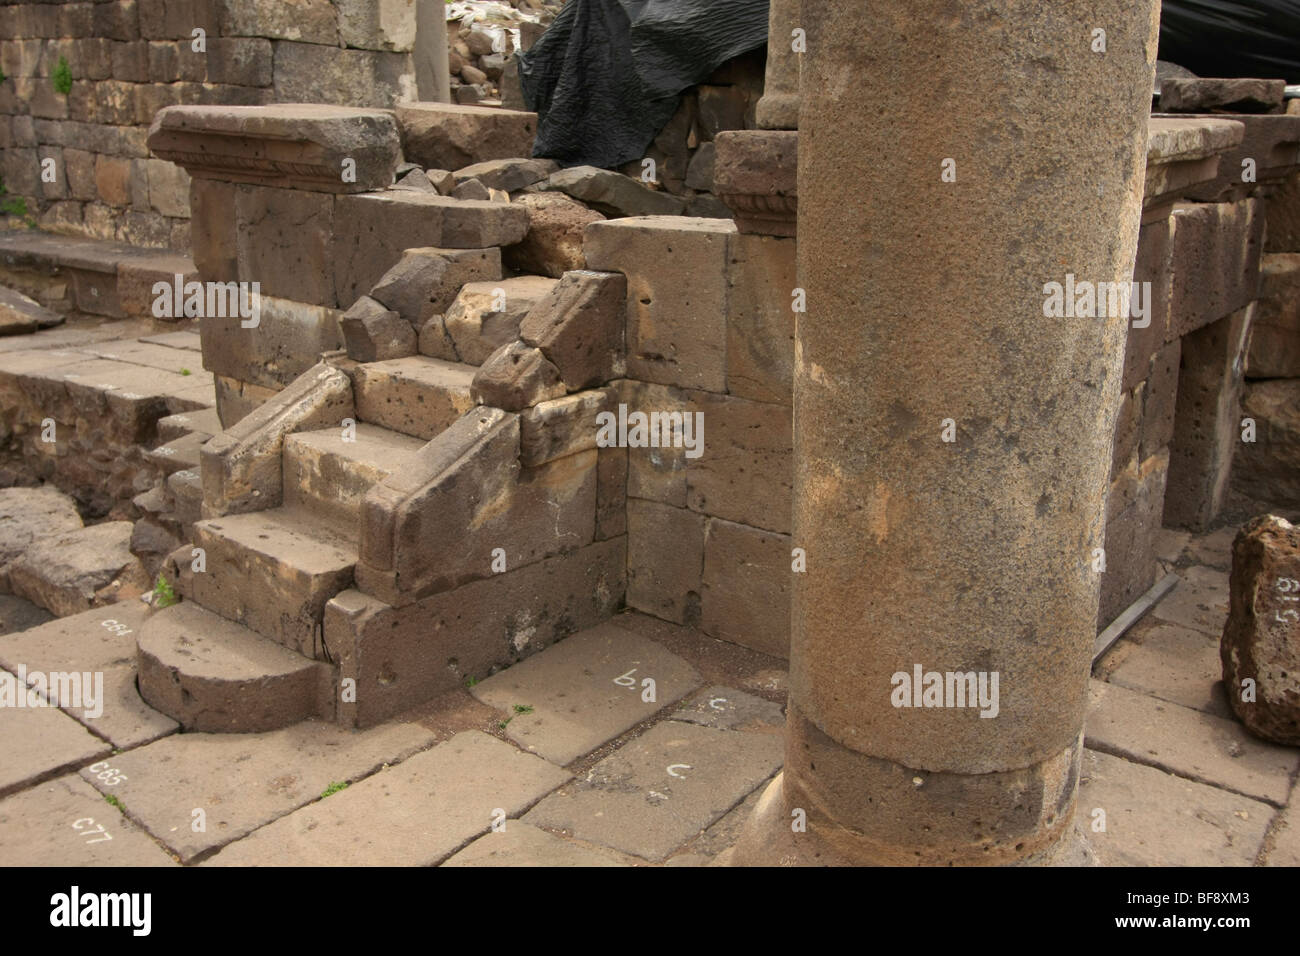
446,0,564,105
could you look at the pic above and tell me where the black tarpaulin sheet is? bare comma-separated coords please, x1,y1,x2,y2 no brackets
517,0,768,169
1160,1,1300,82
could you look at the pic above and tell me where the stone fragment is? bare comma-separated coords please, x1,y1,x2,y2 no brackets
340,295,416,362
470,621,701,765
471,342,566,411
0,487,83,587
439,275,558,365
148,104,401,193
0,285,63,335
518,270,626,390
1221,515,1300,745
1160,78,1287,114
504,192,605,279
426,168,455,194
397,103,537,171
543,166,686,218
712,129,797,236
367,246,502,326
454,158,557,193
452,177,490,201
392,168,437,193
8,522,137,618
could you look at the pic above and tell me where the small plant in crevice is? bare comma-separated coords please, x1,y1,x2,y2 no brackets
320,781,349,799
52,56,72,95
151,573,178,608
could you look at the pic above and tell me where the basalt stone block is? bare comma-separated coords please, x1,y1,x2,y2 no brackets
1141,338,1181,459
1247,253,1300,379
470,342,566,412
452,177,490,201
1100,449,1170,626
701,516,791,658
189,178,238,282
1167,199,1263,342
627,499,704,626
336,0,418,52
397,103,537,171
439,275,557,365
332,193,522,306
504,192,605,280
1221,515,1300,744
584,217,734,392
340,295,416,363
1234,379,1300,505
1165,305,1254,531
148,104,401,193
367,247,503,327
217,0,340,45
454,158,557,193
1161,78,1286,114
713,129,797,236
519,270,626,390
542,166,686,218
727,233,796,404
233,185,334,306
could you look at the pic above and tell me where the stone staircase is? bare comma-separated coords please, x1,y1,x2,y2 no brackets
136,259,628,735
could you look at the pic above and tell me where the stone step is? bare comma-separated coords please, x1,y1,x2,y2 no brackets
283,423,427,535
136,601,334,733
146,430,207,476
187,508,357,658
158,407,223,443
167,468,202,532
352,356,478,440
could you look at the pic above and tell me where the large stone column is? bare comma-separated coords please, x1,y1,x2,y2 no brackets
755,0,800,129
733,0,1160,865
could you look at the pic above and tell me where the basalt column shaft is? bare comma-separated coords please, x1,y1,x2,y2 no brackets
755,0,801,130
732,0,1160,865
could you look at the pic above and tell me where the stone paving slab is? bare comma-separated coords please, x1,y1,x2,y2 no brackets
0,600,149,674
665,778,767,866
0,670,111,798
1078,749,1271,866
1154,527,1192,564
523,720,783,861
1104,619,1233,719
470,621,702,765
1086,679,1298,805
442,822,636,867
83,341,206,375
0,773,177,866
78,719,436,862
1149,565,1229,636
139,330,203,351
671,685,785,732
81,663,178,750
206,731,569,867
1261,798,1300,866
1183,525,1237,570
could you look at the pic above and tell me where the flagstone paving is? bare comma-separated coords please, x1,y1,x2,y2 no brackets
0,518,1297,865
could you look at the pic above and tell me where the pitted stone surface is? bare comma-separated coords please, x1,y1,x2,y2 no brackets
443,822,635,867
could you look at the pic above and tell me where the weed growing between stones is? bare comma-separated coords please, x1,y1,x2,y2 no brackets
151,574,178,608
320,781,350,799
52,56,72,96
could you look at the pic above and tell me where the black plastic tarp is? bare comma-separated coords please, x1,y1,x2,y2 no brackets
518,0,769,169
1160,1,1300,82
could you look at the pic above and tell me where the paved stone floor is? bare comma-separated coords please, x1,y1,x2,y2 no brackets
0,518,1297,866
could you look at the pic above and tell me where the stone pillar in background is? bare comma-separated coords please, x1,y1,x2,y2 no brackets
732,0,1160,865
755,0,800,130
415,0,452,103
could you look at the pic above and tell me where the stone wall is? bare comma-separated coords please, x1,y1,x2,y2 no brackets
0,0,427,249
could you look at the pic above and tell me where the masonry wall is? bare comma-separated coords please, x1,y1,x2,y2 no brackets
0,0,424,249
